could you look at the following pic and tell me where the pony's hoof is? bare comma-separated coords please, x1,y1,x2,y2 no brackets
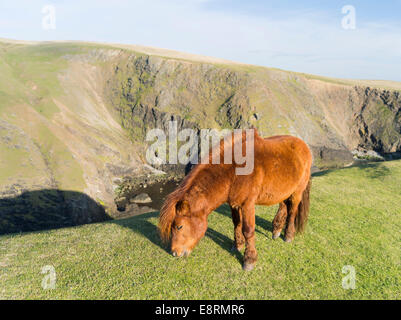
272,232,281,240
284,237,293,243
242,262,255,271
231,245,244,253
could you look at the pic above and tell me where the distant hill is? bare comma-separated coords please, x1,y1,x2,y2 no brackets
1,38,401,222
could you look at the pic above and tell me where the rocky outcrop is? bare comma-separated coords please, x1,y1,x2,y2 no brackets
310,146,354,169
131,193,152,204
352,88,401,153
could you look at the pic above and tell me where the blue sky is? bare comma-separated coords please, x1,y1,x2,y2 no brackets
1,0,401,81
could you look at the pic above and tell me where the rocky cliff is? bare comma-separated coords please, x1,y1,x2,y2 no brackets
104,49,401,166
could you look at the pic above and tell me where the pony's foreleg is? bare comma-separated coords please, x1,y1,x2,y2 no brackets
284,194,302,243
272,202,288,240
231,206,245,252
241,203,258,271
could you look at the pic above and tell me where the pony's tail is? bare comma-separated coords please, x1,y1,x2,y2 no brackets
295,177,311,233
158,191,178,244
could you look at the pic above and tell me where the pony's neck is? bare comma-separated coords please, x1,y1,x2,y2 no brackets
184,164,231,216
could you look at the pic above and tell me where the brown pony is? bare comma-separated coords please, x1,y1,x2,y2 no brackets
159,130,312,271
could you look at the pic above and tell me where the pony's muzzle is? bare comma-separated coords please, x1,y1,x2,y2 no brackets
171,248,191,258
171,249,183,258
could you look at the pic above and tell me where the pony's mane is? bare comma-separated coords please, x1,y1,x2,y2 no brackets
158,129,259,243
158,163,205,243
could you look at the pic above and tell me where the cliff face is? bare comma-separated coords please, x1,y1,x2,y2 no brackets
0,40,401,227
104,50,401,166
353,88,401,153
306,83,401,154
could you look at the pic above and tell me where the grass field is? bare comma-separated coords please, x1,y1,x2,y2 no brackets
1,160,400,299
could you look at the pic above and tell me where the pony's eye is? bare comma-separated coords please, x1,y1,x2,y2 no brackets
176,225,183,230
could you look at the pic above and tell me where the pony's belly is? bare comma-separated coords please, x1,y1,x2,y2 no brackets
256,200,277,206
256,186,294,206
256,196,286,206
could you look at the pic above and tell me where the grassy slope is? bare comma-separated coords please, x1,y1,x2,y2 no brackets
1,160,400,299
0,42,86,191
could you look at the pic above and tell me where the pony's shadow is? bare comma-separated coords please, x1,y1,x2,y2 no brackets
207,204,275,262
206,227,243,263
109,211,170,253
111,210,244,263
214,203,274,238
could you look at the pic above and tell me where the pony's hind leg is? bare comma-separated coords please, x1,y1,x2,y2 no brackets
284,174,311,243
231,206,245,251
272,202,288,240
284,193,302,243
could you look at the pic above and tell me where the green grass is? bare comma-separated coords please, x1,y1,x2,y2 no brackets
33,124,86,191
0,143,37,184
1,160,400,299
0,43,89,192
0,42,93,119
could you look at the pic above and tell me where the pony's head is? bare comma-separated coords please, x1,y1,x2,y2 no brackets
159,194,207,257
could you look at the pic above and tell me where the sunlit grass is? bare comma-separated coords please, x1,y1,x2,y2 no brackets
1,161,400,299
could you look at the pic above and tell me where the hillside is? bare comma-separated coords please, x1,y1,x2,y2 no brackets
1,160,400,299
1,39,401,231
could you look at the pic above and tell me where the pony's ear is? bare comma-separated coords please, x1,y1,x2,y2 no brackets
176,200,190,216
